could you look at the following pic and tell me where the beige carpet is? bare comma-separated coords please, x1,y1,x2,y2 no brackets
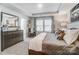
0,38,32,55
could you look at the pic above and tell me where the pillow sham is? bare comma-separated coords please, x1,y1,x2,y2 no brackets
64,29,79,45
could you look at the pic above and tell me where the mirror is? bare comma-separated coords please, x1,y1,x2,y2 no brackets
1,12,19,31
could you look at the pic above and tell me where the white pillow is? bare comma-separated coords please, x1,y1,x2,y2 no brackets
64,29,79,45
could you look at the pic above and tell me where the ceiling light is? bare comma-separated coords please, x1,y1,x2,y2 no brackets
37,3,43,9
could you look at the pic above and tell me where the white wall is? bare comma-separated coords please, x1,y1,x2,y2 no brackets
68,21,79,28
54,11,70,30
0,5,29,52
20,18,29,41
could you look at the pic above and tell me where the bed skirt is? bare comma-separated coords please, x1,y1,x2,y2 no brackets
29,49,47,55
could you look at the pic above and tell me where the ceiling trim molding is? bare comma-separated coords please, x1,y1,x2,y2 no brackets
0,4,31,17
56,3,62,13
32,3,62,16
32,11,58,15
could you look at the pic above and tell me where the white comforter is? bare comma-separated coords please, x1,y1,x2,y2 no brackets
29,33,47,51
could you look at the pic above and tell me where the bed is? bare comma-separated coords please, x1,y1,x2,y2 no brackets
28,29,79,55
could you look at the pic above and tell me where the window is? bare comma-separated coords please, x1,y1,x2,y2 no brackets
44,19,52,32
36,19,43,32
36,17,52,32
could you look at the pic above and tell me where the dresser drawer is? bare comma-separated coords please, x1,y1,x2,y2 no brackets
1,30,23,51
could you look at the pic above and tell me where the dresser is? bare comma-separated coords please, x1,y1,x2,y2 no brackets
1,30,23,51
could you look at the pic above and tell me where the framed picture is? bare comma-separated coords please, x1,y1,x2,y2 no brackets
71,4,79,22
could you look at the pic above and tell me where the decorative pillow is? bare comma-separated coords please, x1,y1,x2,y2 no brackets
64,29,79,45
57,30,65,40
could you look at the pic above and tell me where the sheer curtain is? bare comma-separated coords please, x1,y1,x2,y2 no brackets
36,19,43,32
44,18,52,32
36,17,52,32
